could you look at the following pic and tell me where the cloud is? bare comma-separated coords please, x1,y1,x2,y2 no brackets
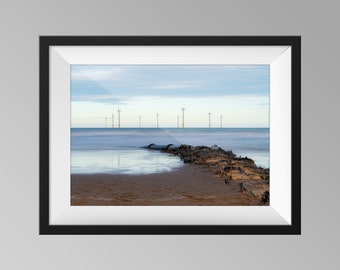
71,65,270,103
71,67,123,81
72,95,124,105
149,83,195,90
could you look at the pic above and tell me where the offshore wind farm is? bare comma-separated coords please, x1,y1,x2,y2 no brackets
99,108,223,129
71,65,270,206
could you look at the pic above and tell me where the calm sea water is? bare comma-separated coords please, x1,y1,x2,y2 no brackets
71,128,269,175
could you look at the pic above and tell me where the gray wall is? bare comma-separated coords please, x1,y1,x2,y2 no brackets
0,0,338,269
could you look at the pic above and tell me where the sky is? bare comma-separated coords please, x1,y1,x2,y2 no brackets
71,65,269,128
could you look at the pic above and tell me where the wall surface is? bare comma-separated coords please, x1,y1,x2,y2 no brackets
0,0,338,269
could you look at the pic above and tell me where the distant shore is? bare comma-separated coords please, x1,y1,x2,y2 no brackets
71,144,269,206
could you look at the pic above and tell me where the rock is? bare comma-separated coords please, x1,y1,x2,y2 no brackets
161,144,270,198
224,179,231,185
239,182,247,192
250,190,262,197
236,156,256,166
224,166,231,172
261,191,270,203
183,156,193,163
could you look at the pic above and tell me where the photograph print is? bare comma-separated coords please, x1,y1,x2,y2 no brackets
71,64,270,206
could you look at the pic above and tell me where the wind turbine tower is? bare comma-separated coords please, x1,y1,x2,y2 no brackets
181,108,186,128
220,115,223,128
208,112,212,128
118,108,121,128
157,113,159,128
112,114,114,128
105,117,107,128
177,115,179,128
139,115,141,128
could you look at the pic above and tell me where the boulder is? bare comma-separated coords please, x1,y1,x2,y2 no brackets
261,191,270,203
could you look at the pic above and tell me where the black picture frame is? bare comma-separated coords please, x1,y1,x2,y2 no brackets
40,36,301,235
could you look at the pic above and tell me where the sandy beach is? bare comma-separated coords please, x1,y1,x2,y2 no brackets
71,163,266,206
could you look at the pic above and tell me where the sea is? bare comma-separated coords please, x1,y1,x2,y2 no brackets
71,128,269,175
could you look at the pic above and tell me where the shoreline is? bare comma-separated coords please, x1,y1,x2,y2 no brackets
71,166,261,206
71,145,269,206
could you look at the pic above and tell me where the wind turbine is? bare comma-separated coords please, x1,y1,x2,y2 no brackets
139,115,141,128
220,115,223,128
118,108,121,128
177,115,179,128
156,113,159,128
181,108,186,128
208,112,212,128
112,114,114,128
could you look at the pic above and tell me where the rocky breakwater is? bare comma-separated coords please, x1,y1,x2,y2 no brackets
164,144,270,205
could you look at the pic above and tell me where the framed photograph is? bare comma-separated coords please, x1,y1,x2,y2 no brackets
40,36,301,234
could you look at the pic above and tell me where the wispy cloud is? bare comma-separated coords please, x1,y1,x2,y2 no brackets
71,66,123,81
71,65,270,103
149,83,195,90
72,94,124,105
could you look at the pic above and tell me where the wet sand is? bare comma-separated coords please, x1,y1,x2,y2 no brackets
71,164,264,206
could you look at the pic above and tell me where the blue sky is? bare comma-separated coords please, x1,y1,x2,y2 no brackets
71,65,269,128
